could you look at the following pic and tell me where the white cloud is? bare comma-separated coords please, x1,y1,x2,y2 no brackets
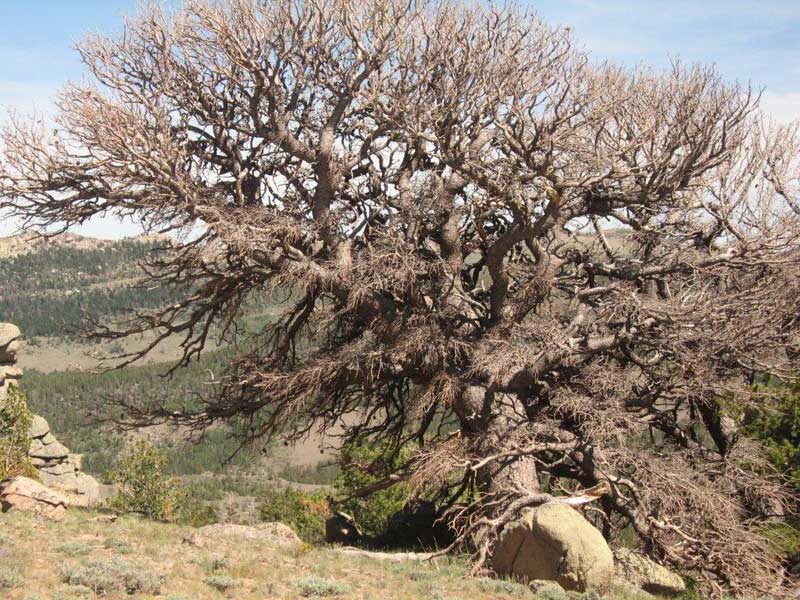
761,92,800,124
0,80,58,121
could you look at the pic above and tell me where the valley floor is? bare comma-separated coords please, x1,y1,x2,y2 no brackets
0,509,656,600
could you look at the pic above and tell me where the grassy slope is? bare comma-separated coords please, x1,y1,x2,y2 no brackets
0,509,653,600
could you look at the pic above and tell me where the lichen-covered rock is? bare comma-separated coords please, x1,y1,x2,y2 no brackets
0,323,21,349
28,415,50,439
491,502,615,592
0,365,22,380
615,549,686,597
0,476,68,521
0,325,108,510
195,522,302,548
28,437,70,460
40,459,79,476
0,339,20,363
39,471,103,507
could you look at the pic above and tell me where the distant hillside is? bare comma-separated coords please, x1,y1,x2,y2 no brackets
0,233,184,338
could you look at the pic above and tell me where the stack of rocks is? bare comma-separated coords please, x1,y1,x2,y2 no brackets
0,323,22,399
28,414,103,507
0,322,106,508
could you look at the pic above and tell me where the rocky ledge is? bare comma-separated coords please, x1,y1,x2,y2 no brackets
0,322,112,509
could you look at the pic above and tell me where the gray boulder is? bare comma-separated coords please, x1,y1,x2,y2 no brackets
195,522,302,548
28,415,50,439
491,502,615,592
615,549,686,597
0,323,21,349
40,460,79,476
0,365,22,381
0,339,19,363
28,437,70,460
40,471,103,508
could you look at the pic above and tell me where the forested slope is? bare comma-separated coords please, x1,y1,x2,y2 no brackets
0,234,184,338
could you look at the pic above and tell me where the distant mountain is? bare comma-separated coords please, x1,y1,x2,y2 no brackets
0,233,183,338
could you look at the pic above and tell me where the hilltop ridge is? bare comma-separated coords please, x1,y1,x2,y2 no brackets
0,231,171,259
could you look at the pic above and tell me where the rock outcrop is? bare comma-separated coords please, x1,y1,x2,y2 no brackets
0,476,68,521
0,322,107,508
28,414,106,507
189,522,303,549
491,502,615,592
0,323,22,399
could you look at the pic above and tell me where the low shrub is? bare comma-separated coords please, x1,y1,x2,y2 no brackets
0,387,37,481
103,537,134,554
58,557,162,595
474,576,535,597
296,575,351,597
105,440,187,522
203,574,239,592
0,565,24,590
192,554,228,573
258,486,330,544
53,584,94,599
744,378,800,488
52,585,94,600
55,541,94,557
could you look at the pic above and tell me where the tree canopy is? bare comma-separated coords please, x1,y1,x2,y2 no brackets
2,0,800,596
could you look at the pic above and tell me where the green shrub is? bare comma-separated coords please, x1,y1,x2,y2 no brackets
177,498,218,527
296,575,351,597
192,554,228,573
258,486,329,544
204,574,239,592
105,440,187,522
763,520,800,562
475,576,535,597
58,557,162,595
103,537,134,554
745,378,800,486
52,585,93,600
0,566,24,590
331,440,414,537
0,386,37,480
55,541,94,557
743,378,800,566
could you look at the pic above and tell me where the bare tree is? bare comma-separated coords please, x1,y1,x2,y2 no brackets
2,0,800,595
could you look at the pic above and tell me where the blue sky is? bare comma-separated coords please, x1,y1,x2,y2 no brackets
1,0,799,237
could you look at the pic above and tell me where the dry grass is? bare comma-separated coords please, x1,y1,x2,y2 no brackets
0,509,656,600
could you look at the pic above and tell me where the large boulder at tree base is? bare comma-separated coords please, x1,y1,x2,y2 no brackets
0,476,68,521
491,502,615,592
326,511,365,545
614,548,686,597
